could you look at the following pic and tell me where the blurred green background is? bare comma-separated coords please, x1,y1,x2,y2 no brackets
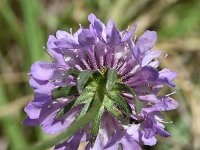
0,0,200,149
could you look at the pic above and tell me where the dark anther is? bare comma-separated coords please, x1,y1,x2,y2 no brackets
130,118,145,124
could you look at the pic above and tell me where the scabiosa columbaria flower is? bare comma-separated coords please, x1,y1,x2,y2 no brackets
24,13,178,150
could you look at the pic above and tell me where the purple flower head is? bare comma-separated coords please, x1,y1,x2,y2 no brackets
24,13,178,150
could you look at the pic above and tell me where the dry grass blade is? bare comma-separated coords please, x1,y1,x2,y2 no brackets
156,37,200,52
0,95,33,118
133,0,179,33
0,73,29,85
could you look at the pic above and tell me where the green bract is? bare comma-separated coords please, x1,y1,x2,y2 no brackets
52,68,142,145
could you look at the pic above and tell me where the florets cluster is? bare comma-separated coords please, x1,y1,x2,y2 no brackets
24,13,178,150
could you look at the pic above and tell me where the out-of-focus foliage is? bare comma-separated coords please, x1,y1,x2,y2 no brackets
0,0,200,149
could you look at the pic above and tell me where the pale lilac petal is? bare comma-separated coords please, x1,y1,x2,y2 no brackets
92,114,116,150
30,62,59,81
159,68,177,81
24,95,51,120
141,135,157,146
156,68,177,87
47,35,66,66
121,139,142,150
54,131,87,150
29,77,55,95
136,30,157,53
126,124,140,135
105,121,142,150
88,13,106,42
24,101,45,119
56,30,73,39
156,125,171,137
142,51,162,66
54,39,79,49
78,29,96,47
144,128,155,139
106,20,121,47
132,131,157,146
127,66,159,85
105,132,142,150
143,97,179,113
54,31,80,50
139,94,160,103
23,117,40,126
122,24,137,42
92,131,107,150
132,45,141,63
41,105,82,134
47,35,57,49
88,13,96,24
